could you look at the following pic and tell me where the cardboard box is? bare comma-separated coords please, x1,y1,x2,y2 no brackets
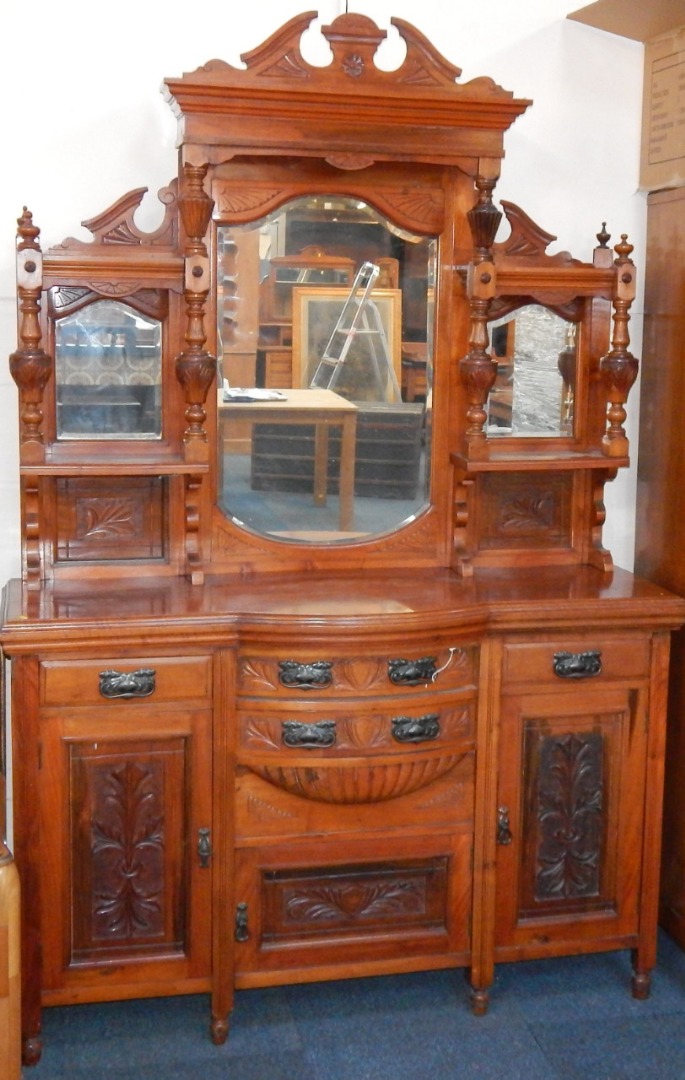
568,1,685,191
641,27,685,191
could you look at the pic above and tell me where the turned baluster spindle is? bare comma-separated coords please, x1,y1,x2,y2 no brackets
9,209,52,461
600,234,639,458
460,177,501,460
175,163,217,453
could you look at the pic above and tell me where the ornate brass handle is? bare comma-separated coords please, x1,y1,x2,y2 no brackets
388,657,437,686
282,719,337,749
391,714,440,743
98,668,156,699
278,660,333,690
553,650,602,679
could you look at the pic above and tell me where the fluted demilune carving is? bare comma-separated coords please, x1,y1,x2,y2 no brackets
600,235,639,458
10,209,52,462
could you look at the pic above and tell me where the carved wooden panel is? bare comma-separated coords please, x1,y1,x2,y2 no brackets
262,858,448,943
495,683,649,956
518,712,622,920
479,472,572,550
69,737,187,964
56,476,166,562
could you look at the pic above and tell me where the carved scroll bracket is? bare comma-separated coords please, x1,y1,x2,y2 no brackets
460,177,501,461
10,209,52,465
600,235,639,458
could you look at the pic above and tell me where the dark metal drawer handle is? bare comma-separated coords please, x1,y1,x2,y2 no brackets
279,660,333,690
282,719,337,749
497,806,513,845
388,657,437,686
552,650,602,679
391,714,440,743
98,668,156,699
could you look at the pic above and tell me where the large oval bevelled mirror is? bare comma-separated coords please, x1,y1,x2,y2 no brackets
216,196,436,543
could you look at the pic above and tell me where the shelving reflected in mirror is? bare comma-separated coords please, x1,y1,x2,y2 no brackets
486,304,576,437
216,196,436,543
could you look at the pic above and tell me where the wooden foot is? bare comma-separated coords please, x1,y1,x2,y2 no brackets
210,1015,230,1045
631,969,651,1000
22,1033,42,1067
470,987,490,1016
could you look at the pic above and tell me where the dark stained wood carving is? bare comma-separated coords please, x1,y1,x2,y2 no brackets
533,730,604,905
481,473,571,548
56,478,165,563
70,741,187,961
262,858,447,940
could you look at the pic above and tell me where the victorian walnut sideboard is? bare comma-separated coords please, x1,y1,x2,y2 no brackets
3,11,684,1066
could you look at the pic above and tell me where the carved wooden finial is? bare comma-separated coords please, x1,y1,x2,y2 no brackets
596,222,610,249
17,207,41,251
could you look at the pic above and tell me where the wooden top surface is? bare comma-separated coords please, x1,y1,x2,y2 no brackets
2,566,684,653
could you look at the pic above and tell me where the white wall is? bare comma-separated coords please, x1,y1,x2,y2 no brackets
0,0,646,582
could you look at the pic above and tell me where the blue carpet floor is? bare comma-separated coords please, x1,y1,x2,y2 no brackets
24,931,685,1078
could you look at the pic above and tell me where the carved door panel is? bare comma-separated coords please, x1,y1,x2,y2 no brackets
39,707,213,1001
233,833,472,983
494,686,648,957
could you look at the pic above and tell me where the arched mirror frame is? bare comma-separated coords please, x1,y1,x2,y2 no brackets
162,11,533,578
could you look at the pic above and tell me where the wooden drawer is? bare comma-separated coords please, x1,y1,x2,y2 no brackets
238,699,474,756
40,655,212,706
502,635,651,688
238,643,477,699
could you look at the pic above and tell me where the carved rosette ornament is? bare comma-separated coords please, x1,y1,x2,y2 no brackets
600,235,639,458
460,178,501,460
175,164,216,456
9,209,52,462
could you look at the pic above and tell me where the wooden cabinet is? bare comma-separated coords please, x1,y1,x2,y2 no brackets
3,10,685,1069
495,636,651,966
635,187,685,949
11,651,215,1060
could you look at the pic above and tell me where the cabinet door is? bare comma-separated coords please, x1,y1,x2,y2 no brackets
494,686,647,958
39,706,213,1002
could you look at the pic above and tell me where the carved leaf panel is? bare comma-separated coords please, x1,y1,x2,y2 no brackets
56,477,166,562
261,858,448,942
69,737,187,963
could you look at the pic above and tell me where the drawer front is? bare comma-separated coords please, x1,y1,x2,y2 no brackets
502,636,651,688
41,655,212,706
238,644,477,698
238,700,474,756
